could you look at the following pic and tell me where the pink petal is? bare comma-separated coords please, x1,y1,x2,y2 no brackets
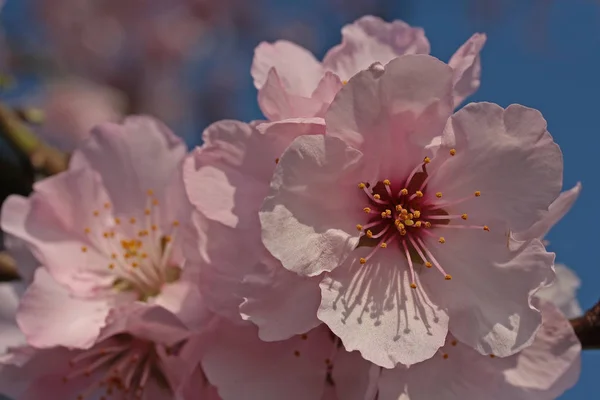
325,55,454,181
514,182,581,242
252,40,324,96
323,16,430,81
318,251,449,368
69,115,186,217
330,350,378,400
154,279,214,331
425,237,554,357
448,33,487,106
239,252,322,341
431,103,563,233
536,264,582,319
260,135,364,276
202,322,332,400
0,282,26,353
311,71,344,106
16,268,111,349
184,118,324,228
258,68,331,120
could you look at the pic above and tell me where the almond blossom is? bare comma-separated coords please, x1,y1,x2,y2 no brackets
252,15,486,121
0,291,214,400
259,55,562,367
0,116,199,349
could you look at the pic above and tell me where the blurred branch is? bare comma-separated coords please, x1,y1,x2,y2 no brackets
571,299,600,349
0,103,68,175
0,252,18,281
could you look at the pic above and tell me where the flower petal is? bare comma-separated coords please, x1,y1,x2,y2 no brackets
0,282,26,353
325,55,454,182
260,135,364,276
448,33,487,106
323,16,430,81
319,249,449,368
16,268,111,349
69,116,186,217
536,264,582,319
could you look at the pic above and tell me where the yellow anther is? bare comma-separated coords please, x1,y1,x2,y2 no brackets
366,230,373,238
415,221,422,228
425,221,432,228
405,219,414,226
104,202,111,209
383,179,391,186
400,188,408,196
373,194,381,200
395,221,405,230
415,191,423,198
483,225,490,232
445,274,452,280
81,246,88,253
132,262,139,268
129,217,136,224
356,224,363,231
108,263,114,270
489,354,496,359
410,283,417,289
144,209,151,215
275,158,280,164
400,230,407,236
474,191,481,197
363,207,371,213
103,232,110,238
438,237,446,244
115,218,121,225
407,213,413,219
380,242,387,248
423,157,431,164
449,148,456,156
147,189,154,196
413,210,421,218
173,220,180,227
342,80,348,85
461,213,468,220
400,208,408,215
385,209,392,216
152,199,159,206
425,262,432,268
443,353,449,359
163,235,172,243
396,205,403,212
141,253,148,259
111,253,117,259
84,227,90,234
359,258,367,264
358,183,366,189
436,192,442,198
93,210,99,217
451,340,457,346
381,212,387,218
151,224,158,231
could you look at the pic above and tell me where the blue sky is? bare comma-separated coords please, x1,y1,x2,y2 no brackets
1,0,599,398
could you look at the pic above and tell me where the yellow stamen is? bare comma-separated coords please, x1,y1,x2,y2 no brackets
489,354,496,359
147,189,154,196
383,179,391,186
366,230,373,238
81,246,88,253
380,242,387,248
104,202,111,209
436,192,442,198
400,230,407,236
474,191,481,197
449,148,456,156
373,194,381,200
451,340,457,346
108,264,114,270
115,218,121,225
445,274,452,280
404,219,414,226
425,221,432,228
342,80,348,85
413,210,421,218
443,353,449,359
400,188,408,196
144,209,151,216
359,258,367,264
129,217,136,224
152,199,159,206
483,225,490,232
395,205,403,212
438,237,446,244
172,220,180,227
84,227,90,234
93,210,99,217
363,207,371,213
356,224,363,231
461,213,468,220
415,191,423,198
381,212,387,218
414,221,422,228
358,183,366,189
425,262,432,268
410,283,417,289
423,157,431,164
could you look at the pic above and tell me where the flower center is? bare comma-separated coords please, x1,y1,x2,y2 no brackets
63,334,171,399
81,190,181,301
355,149,488,289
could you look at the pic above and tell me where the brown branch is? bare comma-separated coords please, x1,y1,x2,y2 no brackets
0,103,68,176
571,299,600,349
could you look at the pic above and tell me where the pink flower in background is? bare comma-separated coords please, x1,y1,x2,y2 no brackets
1,116,203,349
202,318,372,400
0,301,215,400
38,78,126,151
376,301,581,400
183,118,326,338
260,56,562,367
0,282,26,354
252,15,486,121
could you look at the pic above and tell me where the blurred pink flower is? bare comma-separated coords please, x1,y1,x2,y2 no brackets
38,79,126,151
252,15,486,121
376,301,581,400
259,56,562,367
0,300,216,400
1,116,204,349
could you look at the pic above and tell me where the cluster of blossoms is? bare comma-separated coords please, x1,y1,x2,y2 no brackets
0,16,583,400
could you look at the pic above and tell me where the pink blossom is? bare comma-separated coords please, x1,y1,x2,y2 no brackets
38,78,126,151
252,15,486,120
376,301,581,400
537,264,582,319
201,318,372,400
0,301,216,400
1,116,200,349
0,282,26,354
183,118,326,338
259,56,562,367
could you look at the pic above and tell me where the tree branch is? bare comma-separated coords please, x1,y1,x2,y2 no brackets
571,299,600,349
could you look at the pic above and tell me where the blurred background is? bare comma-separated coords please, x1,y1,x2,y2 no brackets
0,1,598,398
